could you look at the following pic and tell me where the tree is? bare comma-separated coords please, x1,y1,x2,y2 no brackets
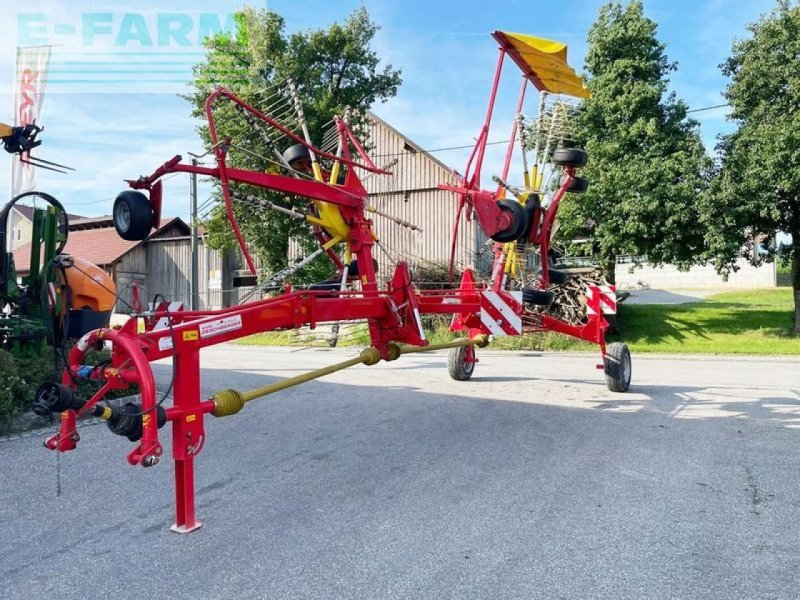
186,7,401,282
556,0,710,283
701,1,800,331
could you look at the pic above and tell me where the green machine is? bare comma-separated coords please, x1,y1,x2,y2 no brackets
0,192,69,357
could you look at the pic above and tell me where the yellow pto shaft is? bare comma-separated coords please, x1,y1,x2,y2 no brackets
211,347,381,417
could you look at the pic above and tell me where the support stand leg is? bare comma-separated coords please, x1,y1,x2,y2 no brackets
171,457,202,533
169,348,204,533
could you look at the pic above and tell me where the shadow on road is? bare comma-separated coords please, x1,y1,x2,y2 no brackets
1,359,798,599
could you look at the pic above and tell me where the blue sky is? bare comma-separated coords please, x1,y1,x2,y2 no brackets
1,0,778,219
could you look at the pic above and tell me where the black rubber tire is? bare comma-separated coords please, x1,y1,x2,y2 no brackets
559,175,589,193
283,144,311,169
347,258,379,277
552,148,588,168
448,345,475,381
547,268,571,285
604,342,631,392
522,288,554,306
113,191,153,241
490,199,528,243
308,277,340,292
521,193,541,241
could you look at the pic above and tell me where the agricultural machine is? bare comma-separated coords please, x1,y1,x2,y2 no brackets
0,124,114,359
33,31,631,533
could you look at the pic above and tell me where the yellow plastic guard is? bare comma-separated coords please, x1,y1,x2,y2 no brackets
492,31,590,99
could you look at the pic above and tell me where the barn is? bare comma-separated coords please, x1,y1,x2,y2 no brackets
360,111,480,275
12,216,226,311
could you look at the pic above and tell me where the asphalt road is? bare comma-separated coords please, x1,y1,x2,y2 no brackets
2,346,800,599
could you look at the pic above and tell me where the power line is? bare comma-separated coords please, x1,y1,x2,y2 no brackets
374,103,730,158
62,172,183,207
52,101,732,210
687,103,729,114
414,139,510,154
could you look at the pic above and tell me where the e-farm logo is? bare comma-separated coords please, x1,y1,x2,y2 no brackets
17,11,237,93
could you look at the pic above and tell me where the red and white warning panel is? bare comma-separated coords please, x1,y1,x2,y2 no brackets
586,285,616,315
480,291,523,336
152,302,184,330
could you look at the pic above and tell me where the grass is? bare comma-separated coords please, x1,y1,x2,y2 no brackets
234,288,799,356
236,327,371,347
610,288,798,355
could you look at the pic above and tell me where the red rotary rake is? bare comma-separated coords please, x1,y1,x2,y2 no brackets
33,30,631,533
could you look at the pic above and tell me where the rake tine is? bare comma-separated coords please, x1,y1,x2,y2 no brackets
20,157,71,174
25,155,75,171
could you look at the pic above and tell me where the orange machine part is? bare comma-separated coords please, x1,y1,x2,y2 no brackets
65,256,116,312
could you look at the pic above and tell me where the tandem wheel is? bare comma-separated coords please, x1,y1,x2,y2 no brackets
604,342,631,392
448,345,476,381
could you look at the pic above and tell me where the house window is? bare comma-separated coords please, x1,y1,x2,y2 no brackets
16,229,20,241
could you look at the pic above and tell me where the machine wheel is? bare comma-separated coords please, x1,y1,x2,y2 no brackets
547,268,571,285
560,175,589,193
490,199,528,243
552,148,588,168
521,193,541,240
283,143,311,169
113,191,153,241
448,345,475,381
522,288,554,306
604,342,631,392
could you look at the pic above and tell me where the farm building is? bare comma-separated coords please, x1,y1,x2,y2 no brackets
359,111,481,275
6,113,776,313
11,215,242,311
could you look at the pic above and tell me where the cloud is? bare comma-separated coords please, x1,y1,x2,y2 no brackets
1,91,206,218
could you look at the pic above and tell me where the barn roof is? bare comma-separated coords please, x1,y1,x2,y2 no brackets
366,111,454,175
13,217,189,274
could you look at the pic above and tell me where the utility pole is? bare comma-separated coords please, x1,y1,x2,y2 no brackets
189,158,199,310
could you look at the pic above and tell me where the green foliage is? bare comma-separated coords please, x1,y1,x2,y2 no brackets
0,346,139,425
0,350,54,422
187,6,401,284
559,0,711,282
701,1,800,326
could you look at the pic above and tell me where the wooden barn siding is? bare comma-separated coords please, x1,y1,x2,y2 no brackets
287,116,479,282
363,118,455,194
363,116,479,277
114,237,230,312
369,188,478,277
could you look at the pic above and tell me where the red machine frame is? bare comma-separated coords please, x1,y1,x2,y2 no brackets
441,35,611,353
41,33,626,534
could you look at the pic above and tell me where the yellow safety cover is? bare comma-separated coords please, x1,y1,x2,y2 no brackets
492,31,590,99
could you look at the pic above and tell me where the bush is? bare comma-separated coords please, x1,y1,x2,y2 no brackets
0,346,139,424
777,262,791,287
0,350,55,423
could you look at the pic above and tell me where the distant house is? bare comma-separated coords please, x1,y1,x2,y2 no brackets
612,257,776,290
6,204,86,251
12,215,207,311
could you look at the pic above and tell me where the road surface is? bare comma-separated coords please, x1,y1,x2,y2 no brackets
2,346,799,599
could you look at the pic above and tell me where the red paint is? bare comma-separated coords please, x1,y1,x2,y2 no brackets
17,69,38,127
40,84,614,533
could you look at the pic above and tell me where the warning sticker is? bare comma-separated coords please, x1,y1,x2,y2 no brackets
158,337,174,352
183,330,199,341
199,315,243,338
